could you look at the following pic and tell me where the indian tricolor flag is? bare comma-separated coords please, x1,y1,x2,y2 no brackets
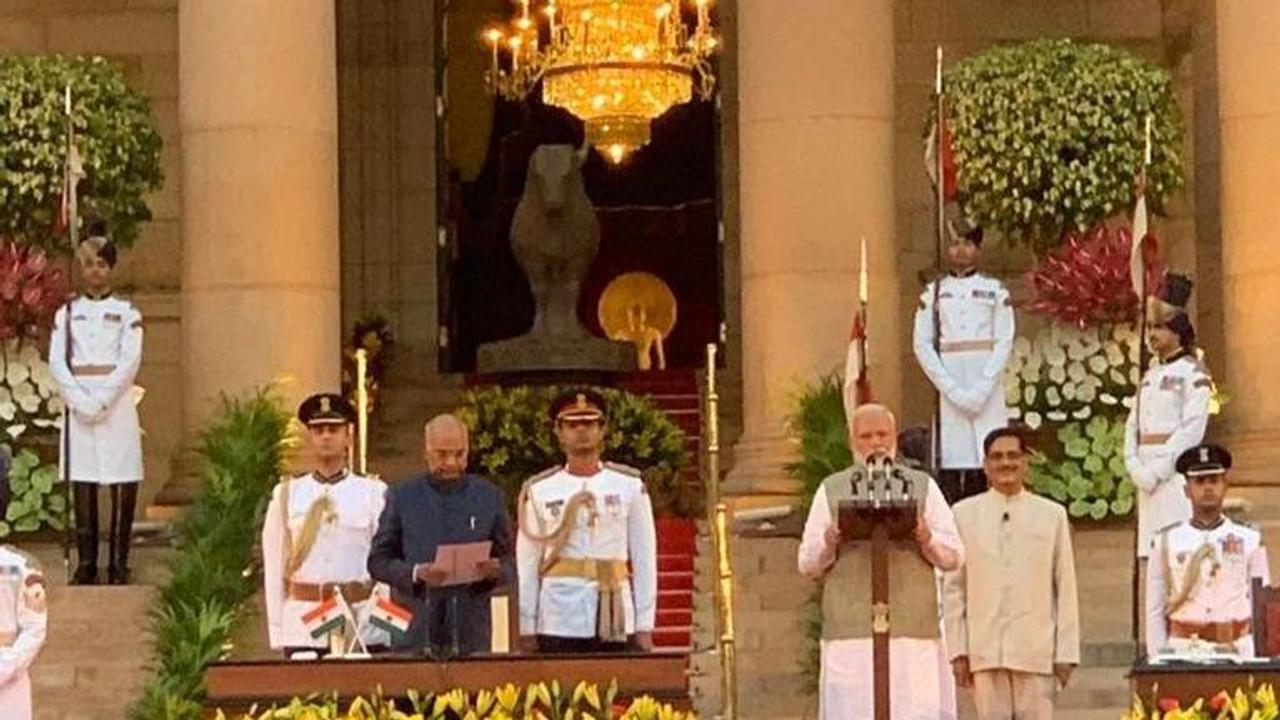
301,597,344,639
369,596,413,639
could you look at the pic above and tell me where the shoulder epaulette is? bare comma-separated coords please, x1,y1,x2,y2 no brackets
522,466,560,491
7,547,41,574
604,461,643,478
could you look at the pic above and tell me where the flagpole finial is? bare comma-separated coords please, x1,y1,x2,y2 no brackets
859,237,869,304
935,46,943,94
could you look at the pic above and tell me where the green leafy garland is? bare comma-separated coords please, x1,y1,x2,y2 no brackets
935,39,1184,249
457,385,696,517
130,390,293,720
0,55,163,253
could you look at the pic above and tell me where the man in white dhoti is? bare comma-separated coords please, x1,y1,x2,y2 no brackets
799,404,965,720
50,232,145,585
913,223,1015,505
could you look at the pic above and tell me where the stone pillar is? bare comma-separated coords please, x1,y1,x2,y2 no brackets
179,0,341,432
725,0,898,496
1216,1,1280,481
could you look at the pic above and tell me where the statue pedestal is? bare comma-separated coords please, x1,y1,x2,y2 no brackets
476,334,636,373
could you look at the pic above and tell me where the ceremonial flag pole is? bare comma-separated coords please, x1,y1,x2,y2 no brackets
843,238,873,429
1130,114,1154,656
932,46,947,476
60,84,83,583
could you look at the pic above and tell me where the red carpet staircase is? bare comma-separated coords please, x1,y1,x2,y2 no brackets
616,371,704,651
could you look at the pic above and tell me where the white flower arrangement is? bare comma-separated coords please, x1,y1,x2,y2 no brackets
0,339,63,442
1,338,66,538
1006,322,1142,520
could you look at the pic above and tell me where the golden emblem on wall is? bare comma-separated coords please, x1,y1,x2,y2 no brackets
598,272,677,371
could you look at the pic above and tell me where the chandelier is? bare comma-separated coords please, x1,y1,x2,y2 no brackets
485,0,718,164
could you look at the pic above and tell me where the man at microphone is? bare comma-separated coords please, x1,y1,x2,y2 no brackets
944,426,1079,719
798,403,964,720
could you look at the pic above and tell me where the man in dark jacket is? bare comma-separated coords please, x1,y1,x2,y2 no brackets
368,414,513,656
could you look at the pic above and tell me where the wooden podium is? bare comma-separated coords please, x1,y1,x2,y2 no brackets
838,475,918,720
203,651,690,716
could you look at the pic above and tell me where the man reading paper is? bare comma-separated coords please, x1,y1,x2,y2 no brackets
368,414,513,656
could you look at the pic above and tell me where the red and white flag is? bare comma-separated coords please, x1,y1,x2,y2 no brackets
1129,170,1149,296
56,87,84,237
842,304,872,425
843,238,873,425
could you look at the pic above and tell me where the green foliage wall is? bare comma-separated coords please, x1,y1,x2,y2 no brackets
457,386,696,517
937,39,1184,249
0,55,163,252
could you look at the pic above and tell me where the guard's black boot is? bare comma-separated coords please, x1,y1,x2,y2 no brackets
106,483,138,585
72,482,99,585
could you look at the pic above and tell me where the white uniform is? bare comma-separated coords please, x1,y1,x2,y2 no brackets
913,272,1015,469
517,463,657,639
0,546,47,720
49,295,144,484
261,470,389,650
1146,517,1268,657
1124,353,1211,557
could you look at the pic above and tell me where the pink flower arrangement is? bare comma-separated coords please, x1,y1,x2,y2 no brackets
1024,225,1164,329
0,241,69,342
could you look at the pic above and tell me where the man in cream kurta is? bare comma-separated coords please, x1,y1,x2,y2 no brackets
798,404,965,720
945,427,1079,720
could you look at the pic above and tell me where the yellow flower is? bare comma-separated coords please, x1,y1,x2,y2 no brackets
495,683,520,712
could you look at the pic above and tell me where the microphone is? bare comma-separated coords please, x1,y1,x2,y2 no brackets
1002,511,1010,522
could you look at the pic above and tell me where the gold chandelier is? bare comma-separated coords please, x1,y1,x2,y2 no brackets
485,0,718,164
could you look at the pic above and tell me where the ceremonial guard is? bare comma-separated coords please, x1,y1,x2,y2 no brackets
49,231,145,585
1146,444,1267,657
516,389,658,654
1124,273,1212,561
0,482,48,719
261,393,389,655
913,221,1015,504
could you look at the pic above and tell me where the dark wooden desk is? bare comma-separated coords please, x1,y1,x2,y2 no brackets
1130,660,1280,705
204,651,690,715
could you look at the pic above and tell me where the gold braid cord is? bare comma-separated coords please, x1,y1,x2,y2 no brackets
1165,538,1219,616
286,492,337,579
518,482,598,574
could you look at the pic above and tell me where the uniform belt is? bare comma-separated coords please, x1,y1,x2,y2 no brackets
939,339,995,353
1139,432,1172,446
72,363,116,376
543,558,629,585
0,630,12,647
1170,619,1251,643
286,580,372,603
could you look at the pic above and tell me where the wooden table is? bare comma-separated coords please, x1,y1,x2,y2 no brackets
204,651,691,715
1130,660,1280,705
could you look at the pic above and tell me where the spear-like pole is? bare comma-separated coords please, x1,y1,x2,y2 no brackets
932,47,946,475
1131,113,1153,656
61,84,79,582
